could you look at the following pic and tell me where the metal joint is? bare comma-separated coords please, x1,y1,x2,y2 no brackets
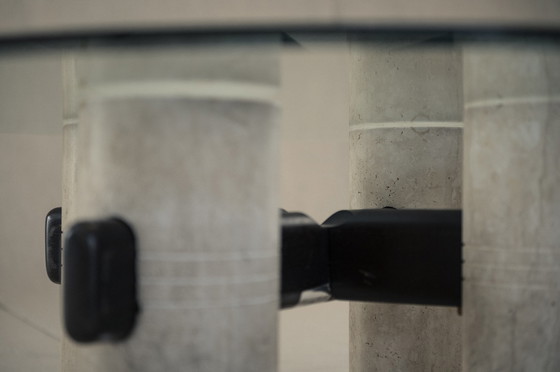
281,208,462,309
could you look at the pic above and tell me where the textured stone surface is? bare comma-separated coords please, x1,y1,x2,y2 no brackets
64,39,280,371
349,35,463,125
463,40,560,371
350,127,462,210
348,38,463,372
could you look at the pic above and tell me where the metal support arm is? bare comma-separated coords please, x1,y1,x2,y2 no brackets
281,209,462,309
46,207,461,342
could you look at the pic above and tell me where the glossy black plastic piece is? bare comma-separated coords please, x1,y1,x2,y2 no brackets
281,209,462,308
45,207,62,284
281,211,329,308
326,209,462,307
63,218,138,343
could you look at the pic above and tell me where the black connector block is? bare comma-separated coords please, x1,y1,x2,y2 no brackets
281,211,329,308
281,209,462,308
63,218,138,342
325,209,461,307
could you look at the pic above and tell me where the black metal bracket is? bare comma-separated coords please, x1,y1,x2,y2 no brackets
281,210,330,308
281,209,462,309
63,218,138,342
46,207,461,334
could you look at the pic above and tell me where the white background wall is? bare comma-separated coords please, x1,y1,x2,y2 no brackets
279,42,349,372
0,48,63,372
0,42,349,371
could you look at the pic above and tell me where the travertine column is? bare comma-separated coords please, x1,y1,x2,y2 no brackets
61,52,80,371
349,36,463,371
463,40,560,371
65,37,280,371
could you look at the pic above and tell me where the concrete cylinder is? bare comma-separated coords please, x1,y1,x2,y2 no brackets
463,39,560,371
64,37,281,371
348,36,463,371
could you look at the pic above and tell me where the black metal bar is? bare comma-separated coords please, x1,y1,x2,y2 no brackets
51,207,460,312
281,209,462,308
325,209,461,307
280,211,330,308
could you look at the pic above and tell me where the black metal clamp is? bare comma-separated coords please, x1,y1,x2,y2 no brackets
281,210,330,308
281,209,462,309
46,207,461,342
63,218,138,342
45,210,138,342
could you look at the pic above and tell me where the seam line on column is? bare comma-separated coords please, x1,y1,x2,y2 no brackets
465,95,560,109
349,121,463,131
144,295,278,310
85,80,279,105
464,263,560,270
142,274,278,286
464,245,560,253
63,118,78,127
463,281,560,291
142,252,276,262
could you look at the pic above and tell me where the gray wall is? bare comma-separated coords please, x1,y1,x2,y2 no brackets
0,49,63,371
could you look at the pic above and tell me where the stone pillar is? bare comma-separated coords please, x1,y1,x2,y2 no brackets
64,36,281,371
61,51,80,371
463,39,560,371
348,36,463,371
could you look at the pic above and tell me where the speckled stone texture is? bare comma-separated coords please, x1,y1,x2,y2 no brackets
463,40,560,371
63,37,280,371
348,36,463,371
